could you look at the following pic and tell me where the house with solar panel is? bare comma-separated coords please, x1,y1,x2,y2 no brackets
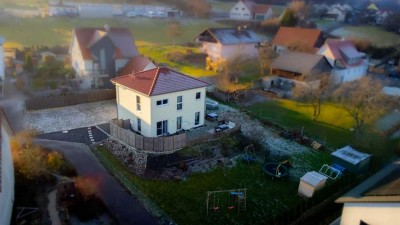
111,67,209,137
333,159,400,225
70,25,153,89
194,27,261,71
317,39,368,84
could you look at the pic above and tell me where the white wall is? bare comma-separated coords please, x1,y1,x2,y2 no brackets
331,61,368,84
272,45,286,54
340,202,400,225
203,42,258,61
0,123,15,225
229,1,252,20
116,85,206,137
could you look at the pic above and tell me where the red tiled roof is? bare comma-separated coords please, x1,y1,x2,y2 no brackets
118,56,155,76
272,27,323,49
253,4,271,14
73,27,138,60
325,39,366,68
111,67,209,96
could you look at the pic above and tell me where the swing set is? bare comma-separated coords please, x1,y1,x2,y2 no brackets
206,188,247,215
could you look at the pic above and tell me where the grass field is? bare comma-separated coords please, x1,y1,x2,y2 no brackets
95,145,330,225
330,26,400,47
0,17,226,46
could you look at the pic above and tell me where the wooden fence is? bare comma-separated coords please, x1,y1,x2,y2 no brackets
110,122,187,153
25,89,116,110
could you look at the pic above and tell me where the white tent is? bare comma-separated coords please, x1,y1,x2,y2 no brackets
298,171,328,198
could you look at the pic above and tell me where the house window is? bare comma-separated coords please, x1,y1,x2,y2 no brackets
177,96,182,110
137,118,141,132
195,112,200,125
136,96,141,111
156,99,168,106
242,7,245,10
235,7,238,10
157,120,168,136
177,116,182,130
196,92,201,100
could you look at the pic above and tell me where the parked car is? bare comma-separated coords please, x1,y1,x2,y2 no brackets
126,11,137,17
206,98,219,110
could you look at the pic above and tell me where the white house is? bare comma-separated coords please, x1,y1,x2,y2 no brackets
0,36,5,82
375,10,392,25
0,107,16,225
111,67,209,137
194,28,261,71
69,26,139,89
322,4,353,22
229,0,273,21
317,39,368,84
334,159,400,225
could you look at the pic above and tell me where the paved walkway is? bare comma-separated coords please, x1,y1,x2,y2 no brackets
34,139,158,225
48,190,61,225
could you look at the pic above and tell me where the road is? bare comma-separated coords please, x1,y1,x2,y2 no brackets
34,139,159,225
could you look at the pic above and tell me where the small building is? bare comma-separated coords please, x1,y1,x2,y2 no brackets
194,28,261,71
229,0,273,21
70,26,139,89
298,171,328,198
272,27,324,54
334,159,400,225
331,146,372,174
317,39,368,84
111,67,209,137
375,10,392,25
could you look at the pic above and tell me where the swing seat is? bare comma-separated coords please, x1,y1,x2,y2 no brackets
213,206,219,211
227,206,235,210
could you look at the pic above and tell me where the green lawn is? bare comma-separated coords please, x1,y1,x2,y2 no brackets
95,146,330,225
330,26,400,47
0,17,227,46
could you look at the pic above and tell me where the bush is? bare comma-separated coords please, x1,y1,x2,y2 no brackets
166,51,187,63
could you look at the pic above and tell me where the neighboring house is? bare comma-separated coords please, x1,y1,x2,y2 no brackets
270,51,331,81
229,0,273,21
322,4,352,22
111,67,209,137
334,159,400,225
117,55,156,76
70,26,139,89
375,10,392,24
0,37,5,81
47,1,78,17
0,107,16,225
272,27,324,54
317,39,368,84
194,28,261,71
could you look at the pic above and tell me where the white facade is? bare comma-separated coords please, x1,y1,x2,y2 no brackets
202,42,259,61
229,1,252,20
318,44,368,84
0,114,15,225
116,85,206,137
327,7,346,22
340,202,400,225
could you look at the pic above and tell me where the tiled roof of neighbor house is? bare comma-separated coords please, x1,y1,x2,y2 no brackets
111,67,209,96
325,39,365,68
201,28,261,45
336,159,400,203
118,56,156,76
271,51,328,74
272,27,323,49
73,27,138,60
241,0,270,14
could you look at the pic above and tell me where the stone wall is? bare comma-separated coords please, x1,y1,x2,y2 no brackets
100,138,148,175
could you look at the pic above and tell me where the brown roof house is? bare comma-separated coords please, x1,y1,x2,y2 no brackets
111,67,209,137
70,25,139,89
263,51,331,97
229,0,273,21
332,159,400,225
272,27,325,54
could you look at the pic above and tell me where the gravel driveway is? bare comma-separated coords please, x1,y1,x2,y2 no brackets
26,100,117,133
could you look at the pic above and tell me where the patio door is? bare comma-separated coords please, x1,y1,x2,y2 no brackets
157,120,168,136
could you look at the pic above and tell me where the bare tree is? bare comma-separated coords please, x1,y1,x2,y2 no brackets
294,72,332,121
258,46,277,76
167,21,181,46
333,76,389,132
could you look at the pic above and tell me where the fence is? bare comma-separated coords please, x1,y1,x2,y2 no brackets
110,122,187,153
25,89,116,110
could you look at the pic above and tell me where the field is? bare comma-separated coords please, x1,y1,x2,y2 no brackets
330,26,400,47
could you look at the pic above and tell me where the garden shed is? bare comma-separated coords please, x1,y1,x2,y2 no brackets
298,171,328,198
331,146,372,174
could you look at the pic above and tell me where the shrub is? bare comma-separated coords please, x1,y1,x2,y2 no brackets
166,51,187,63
